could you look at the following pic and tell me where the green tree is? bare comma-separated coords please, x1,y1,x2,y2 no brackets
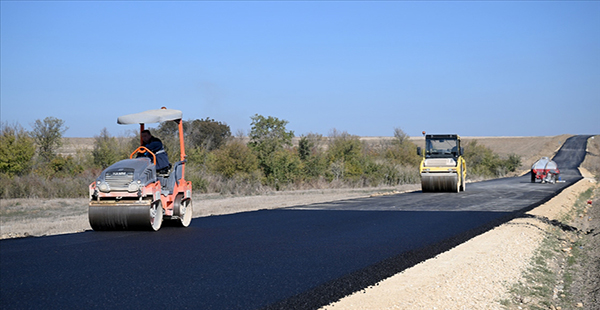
248,114,295,180
31,117,67,163
92,128,125,169
0,123,36,176
187,118,231,151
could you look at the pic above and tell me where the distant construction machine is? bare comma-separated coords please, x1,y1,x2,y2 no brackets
88,108,193,231
417,134,467,192
531,157,560,184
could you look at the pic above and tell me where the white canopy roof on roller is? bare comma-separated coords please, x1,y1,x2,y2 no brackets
117,109,183,124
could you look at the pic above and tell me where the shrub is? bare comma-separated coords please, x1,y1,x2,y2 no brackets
385,128,421,167
265,149,303,189
49,155,84,177
463,140,522,178
92,128,129,169
326,129,365,181
0,172,92,199
209,140,259,178
0,122,35,176
298,133,328,179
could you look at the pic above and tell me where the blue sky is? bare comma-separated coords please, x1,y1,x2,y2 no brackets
1,1,599,138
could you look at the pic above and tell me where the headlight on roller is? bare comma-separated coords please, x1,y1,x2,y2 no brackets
98,181,110,193
128,181,141,193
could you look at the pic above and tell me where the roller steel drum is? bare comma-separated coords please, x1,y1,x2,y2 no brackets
89,201,163,231
421,172,459,192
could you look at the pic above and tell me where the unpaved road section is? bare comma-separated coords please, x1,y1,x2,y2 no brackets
0,136,591,310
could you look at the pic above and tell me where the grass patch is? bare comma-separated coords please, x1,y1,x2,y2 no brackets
501,187,596,309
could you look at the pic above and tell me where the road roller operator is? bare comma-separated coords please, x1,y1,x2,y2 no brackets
139,130,171,174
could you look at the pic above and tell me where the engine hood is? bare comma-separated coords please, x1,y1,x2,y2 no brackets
96,158,156,191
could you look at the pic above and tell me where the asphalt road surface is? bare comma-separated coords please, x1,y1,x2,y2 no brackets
0,135,591,310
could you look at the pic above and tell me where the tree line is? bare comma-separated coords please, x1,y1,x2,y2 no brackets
0,115,521,198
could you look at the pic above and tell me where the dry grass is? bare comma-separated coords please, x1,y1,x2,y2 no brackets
0,198,89,238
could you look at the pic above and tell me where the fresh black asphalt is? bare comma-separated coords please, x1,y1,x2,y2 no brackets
0,135,591,310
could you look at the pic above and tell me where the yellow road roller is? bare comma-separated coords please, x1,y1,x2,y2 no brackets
417,134,466,192
88,108,192,231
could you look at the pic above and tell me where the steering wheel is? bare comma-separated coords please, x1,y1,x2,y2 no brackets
130,146,156,165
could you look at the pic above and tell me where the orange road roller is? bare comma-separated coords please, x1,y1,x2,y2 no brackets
88,108,192,231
